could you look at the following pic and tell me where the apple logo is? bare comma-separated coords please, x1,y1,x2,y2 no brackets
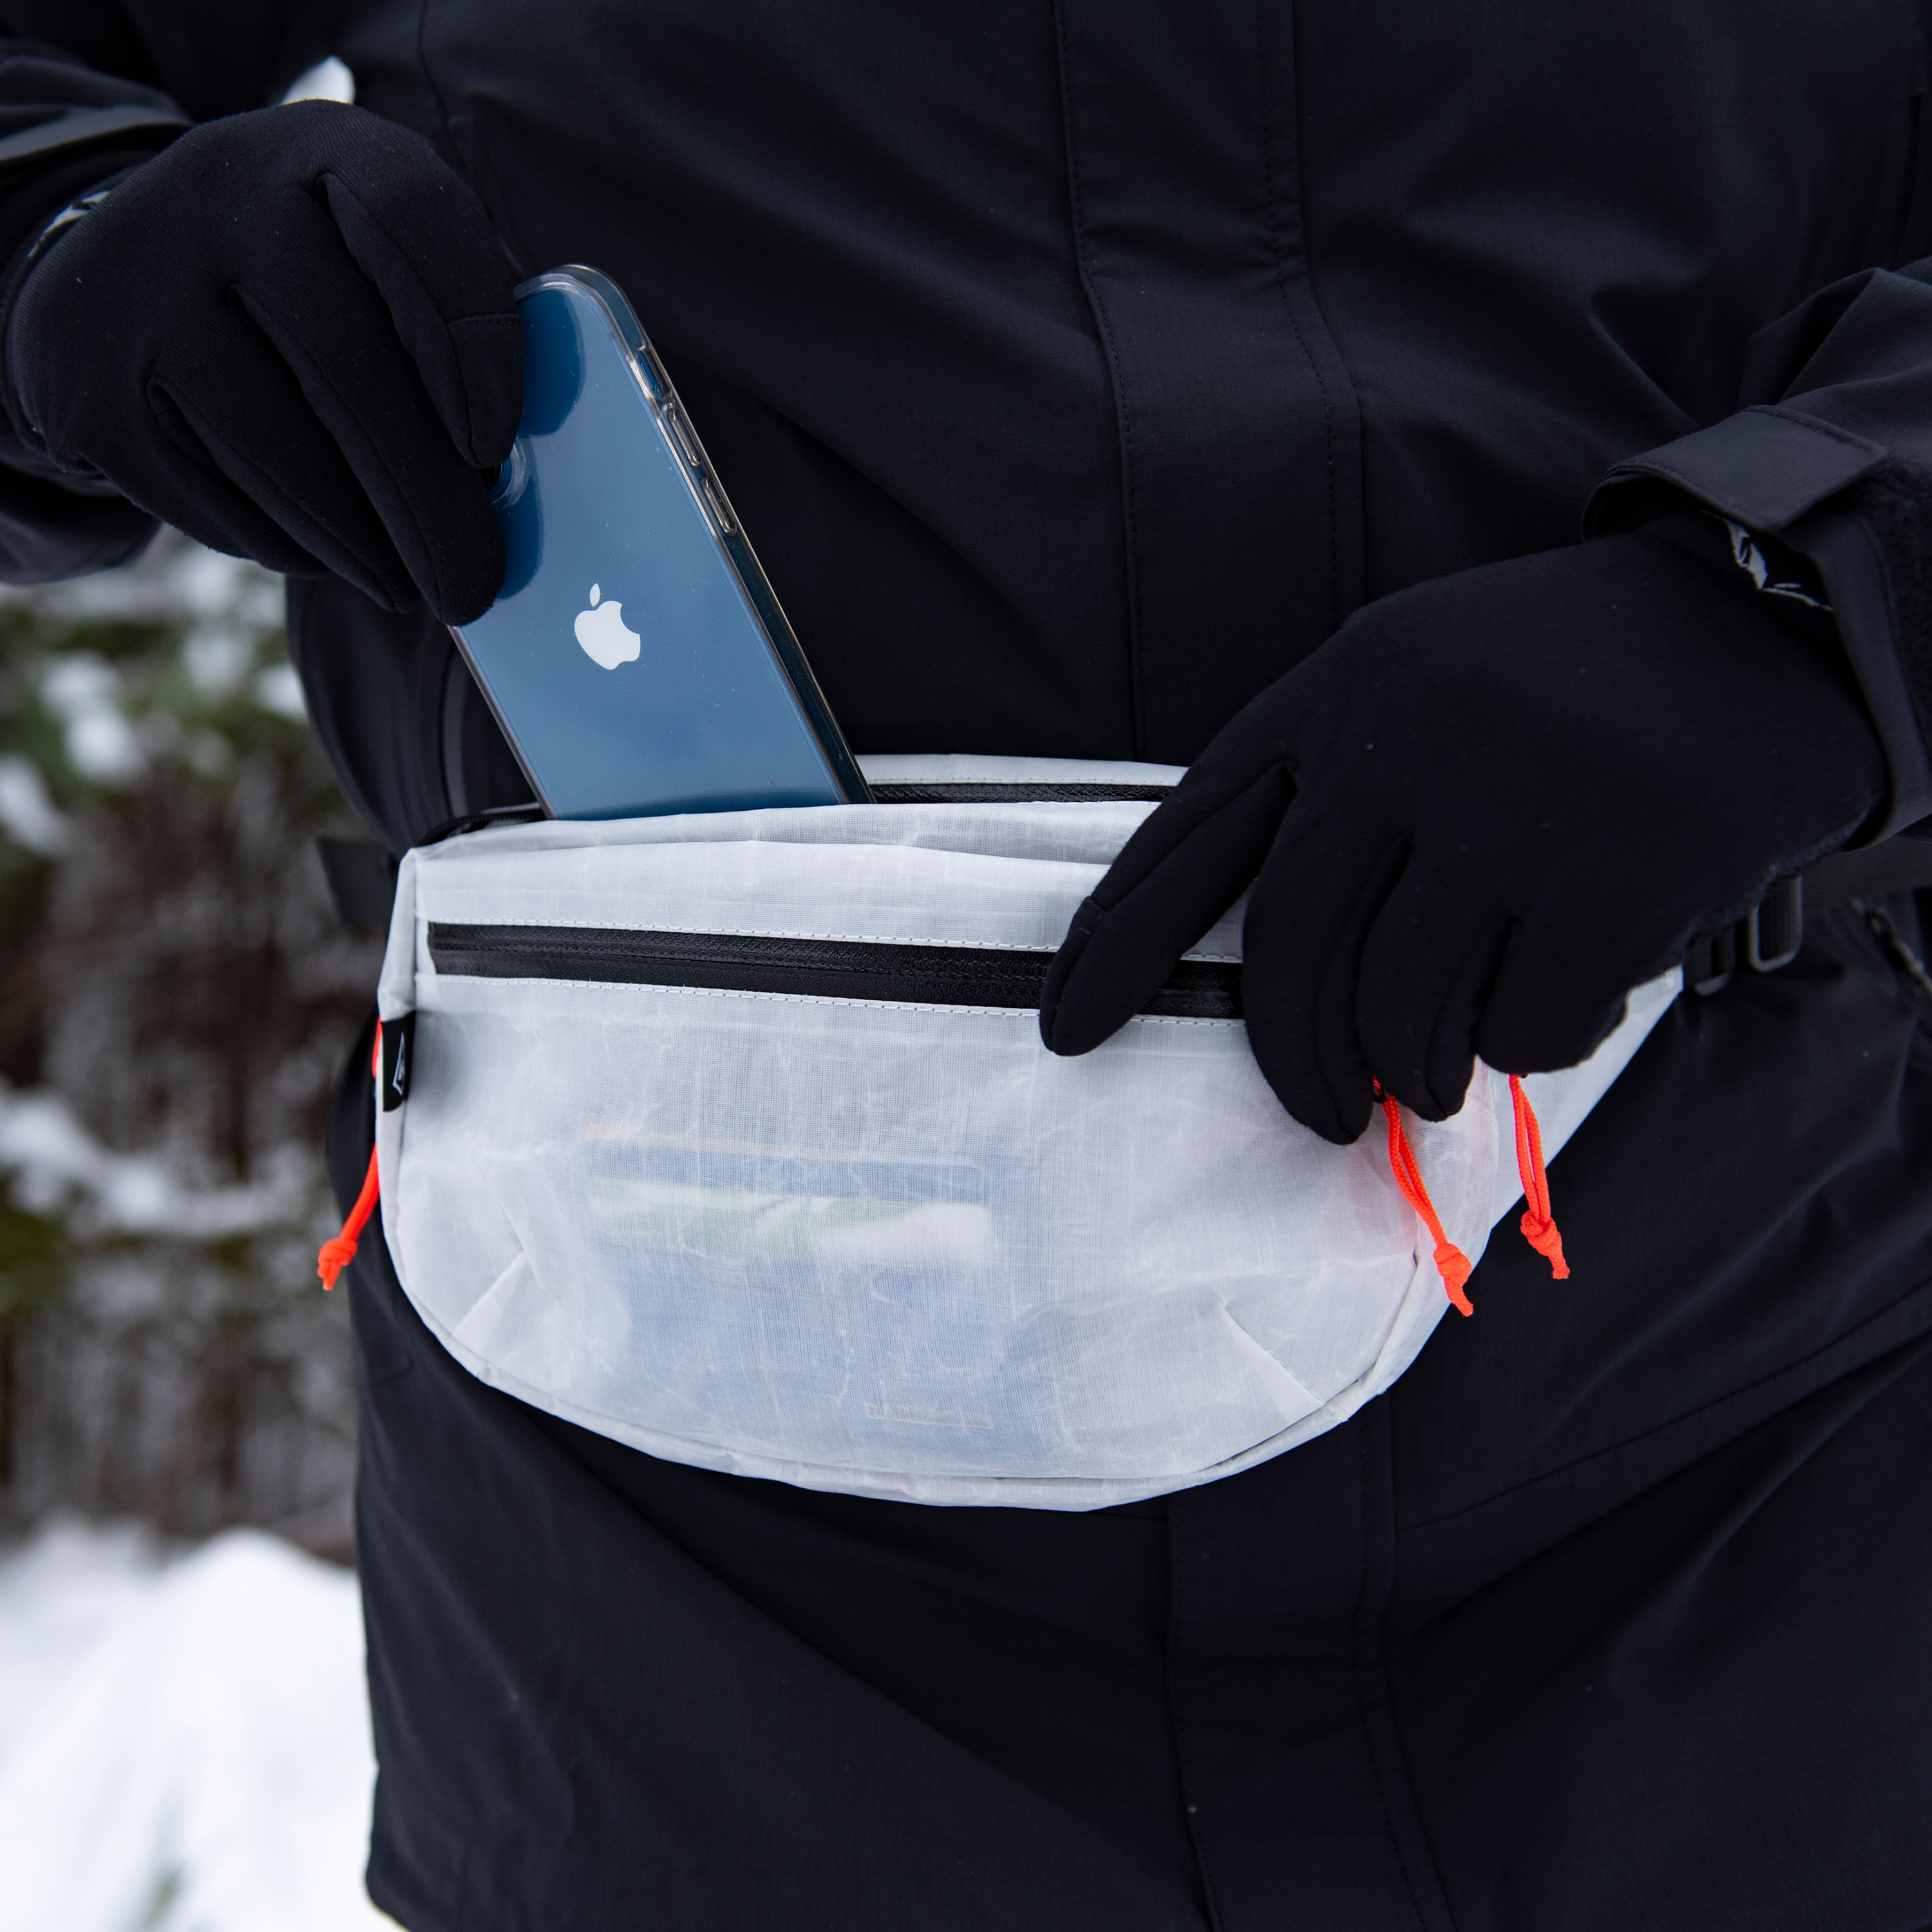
573,583,641,670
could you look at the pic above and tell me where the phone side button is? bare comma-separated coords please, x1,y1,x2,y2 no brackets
667,401,705,470
702,475,738,534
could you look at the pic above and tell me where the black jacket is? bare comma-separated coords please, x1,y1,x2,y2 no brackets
5,0,1932,847
8,12,1932,1930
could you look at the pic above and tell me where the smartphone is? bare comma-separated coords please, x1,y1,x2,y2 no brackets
449,266,869,819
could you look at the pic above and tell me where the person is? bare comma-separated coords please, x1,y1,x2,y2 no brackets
1,5,1929,1926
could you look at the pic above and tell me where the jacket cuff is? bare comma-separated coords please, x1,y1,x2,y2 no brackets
0,153,151,486
1588,413,1932,840
1785,495,1932,839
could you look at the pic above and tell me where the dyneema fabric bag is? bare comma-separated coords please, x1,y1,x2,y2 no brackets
372,755,1676,1508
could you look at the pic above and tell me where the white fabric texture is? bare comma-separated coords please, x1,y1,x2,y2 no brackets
376,755,1678,1510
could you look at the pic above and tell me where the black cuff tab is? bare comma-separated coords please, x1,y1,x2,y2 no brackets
1587,406,1887,538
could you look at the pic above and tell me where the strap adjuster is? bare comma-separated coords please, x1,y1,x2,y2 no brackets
1687,875,1804,996
1744,875,1804,973
1686,838,1932,998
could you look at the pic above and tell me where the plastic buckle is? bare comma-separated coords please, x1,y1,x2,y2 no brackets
1689,875,1804,997
1687,924,1736,997
1743,875,1804,973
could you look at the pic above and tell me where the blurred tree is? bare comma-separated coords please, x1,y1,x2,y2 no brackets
0,535,381,1555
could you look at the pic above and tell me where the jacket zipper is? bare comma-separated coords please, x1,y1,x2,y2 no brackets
428,922,1240,1018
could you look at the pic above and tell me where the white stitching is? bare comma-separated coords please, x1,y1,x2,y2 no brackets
422,976,1242,1024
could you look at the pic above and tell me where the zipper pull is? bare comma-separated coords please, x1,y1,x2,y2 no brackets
317,1024,383,1289
1508,1075,1569,1280
317,1145,380,1290
1374,1082,1475,1316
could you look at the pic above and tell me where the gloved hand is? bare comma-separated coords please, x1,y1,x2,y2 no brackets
1039,513,1888,1144
3,101,520,623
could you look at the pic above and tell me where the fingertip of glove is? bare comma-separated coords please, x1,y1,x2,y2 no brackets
1039,898,1105,1055
435,576,500,628
1475,983,1629,1084
367,579,422,617
1311,1095,1374,1146
1307,1098,1374,1147
429,520,506,627
1039,1005,1112,1057
1252,1050,1371,1146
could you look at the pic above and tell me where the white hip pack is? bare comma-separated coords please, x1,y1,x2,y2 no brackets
359,755,1677,1510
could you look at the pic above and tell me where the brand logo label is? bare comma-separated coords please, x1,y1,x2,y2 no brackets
573,583,641,669
381,1013,415,1113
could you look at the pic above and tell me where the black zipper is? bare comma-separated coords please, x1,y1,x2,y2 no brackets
429,922,1241,1018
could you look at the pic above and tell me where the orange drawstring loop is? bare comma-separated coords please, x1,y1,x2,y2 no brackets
318,1145,380,1289
1508,1074,1569,1280
317,1023,383,1291
1374,1083,1475,1316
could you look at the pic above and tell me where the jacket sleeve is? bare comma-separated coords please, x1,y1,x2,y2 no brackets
0,2,329,123
1587,260,1932,838
0,1,320,581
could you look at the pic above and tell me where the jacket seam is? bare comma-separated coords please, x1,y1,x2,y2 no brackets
1164,1502,1229,1932
413,0,456,160
1254,0,1339,632
1352,1422,1432,1931
1399,1265,1932,1534
1053,1,1148,758
1744,402,1889,455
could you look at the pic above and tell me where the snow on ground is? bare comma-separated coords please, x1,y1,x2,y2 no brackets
0,1520,390,1931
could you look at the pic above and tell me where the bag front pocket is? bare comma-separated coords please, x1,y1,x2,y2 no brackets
374,785,1674,1508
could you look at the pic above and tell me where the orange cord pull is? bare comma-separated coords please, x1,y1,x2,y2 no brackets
1374,1083,1475,1316
317,1023,383,1291
318,1144,380,1289
1508,1074,1569,1280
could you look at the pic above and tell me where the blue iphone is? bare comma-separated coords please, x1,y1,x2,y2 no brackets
450,267,869,818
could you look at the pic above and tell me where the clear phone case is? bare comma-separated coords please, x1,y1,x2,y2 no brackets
450,266,870,819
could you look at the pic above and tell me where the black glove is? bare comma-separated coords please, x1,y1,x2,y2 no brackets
1040,513,1888,1144
3,101,520,623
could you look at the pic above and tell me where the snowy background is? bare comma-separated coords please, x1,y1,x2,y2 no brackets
0,53,419,1927
0,533,375,1553
0,525,389,1926
0,1520,387,1931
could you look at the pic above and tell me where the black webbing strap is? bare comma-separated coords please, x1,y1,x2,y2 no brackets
317,837,399,933
1686,836,1932,994
1803,837,1932,913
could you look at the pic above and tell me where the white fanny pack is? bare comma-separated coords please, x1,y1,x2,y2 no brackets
368,755,1677,1510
